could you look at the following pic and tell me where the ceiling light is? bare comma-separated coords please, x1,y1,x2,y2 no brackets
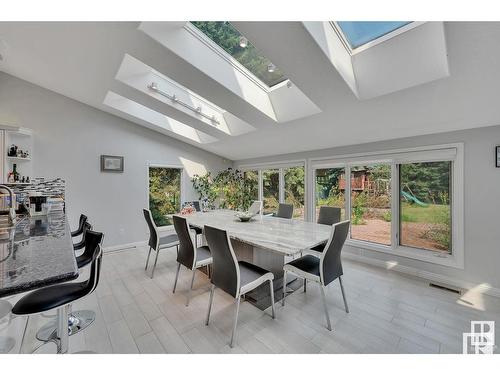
267,63,276,73
239,36,248,48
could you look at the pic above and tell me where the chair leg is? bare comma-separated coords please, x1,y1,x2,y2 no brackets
319,284,332,331
144,247,152,270
150,249,160,279
205,285,215,325
303,279,307,293
339,276,349,313
56,305,70,354
172,263,181,293
230,296,241,348
269,280,276,319
186,269,196,307
282,270,287,306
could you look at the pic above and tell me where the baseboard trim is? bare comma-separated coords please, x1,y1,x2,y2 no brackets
103,241,147,254
342,251,500,299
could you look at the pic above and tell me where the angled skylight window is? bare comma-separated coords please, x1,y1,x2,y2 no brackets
336,21,411,49
191,21,287,88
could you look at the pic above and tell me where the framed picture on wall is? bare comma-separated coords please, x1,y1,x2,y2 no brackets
497,146,500,168
101,155,124,173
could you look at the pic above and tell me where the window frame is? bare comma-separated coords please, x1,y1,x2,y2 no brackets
330,21,425,56
309,143,464,269
238,160,307,219
185,22,289,92
146,162,185,229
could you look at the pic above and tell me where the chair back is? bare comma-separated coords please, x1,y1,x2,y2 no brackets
204,225,240,298
248,200,263,215
173,216,196,269
276,203,294,219
72,214,88,237
84,230,104,295
143,209,159,250
320,220,350,286
317,206,341,226
74,222,92,250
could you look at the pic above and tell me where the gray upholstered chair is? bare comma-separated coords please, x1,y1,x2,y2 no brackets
172,216,213,306
282,220,350,331
276,203,294,219
143,209,179,279
306,206,342,258
204,225,276,348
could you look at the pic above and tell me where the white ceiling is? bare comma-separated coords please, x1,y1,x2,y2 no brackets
1,22,500,161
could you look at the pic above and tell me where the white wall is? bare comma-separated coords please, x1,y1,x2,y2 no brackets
235,125,500,293
0,72,231,248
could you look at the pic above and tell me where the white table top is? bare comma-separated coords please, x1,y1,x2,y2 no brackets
175,210,331,256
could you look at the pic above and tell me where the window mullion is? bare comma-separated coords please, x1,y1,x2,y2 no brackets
345,164,352,237
279,168,285,203
391,163,399,250
258,170,263,202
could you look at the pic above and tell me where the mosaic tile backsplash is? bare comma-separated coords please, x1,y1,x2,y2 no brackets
4,178,66,202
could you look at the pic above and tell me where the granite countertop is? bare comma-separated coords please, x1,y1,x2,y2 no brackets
176,210,332,256
0,212,78,298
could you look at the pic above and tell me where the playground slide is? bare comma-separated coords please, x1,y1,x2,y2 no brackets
400,191,428,207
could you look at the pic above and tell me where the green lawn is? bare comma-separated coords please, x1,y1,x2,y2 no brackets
400,203,450,224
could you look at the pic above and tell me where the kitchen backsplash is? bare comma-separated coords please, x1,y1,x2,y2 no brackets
4,178,65,201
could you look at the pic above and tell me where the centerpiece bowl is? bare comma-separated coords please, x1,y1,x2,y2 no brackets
235,211,254,222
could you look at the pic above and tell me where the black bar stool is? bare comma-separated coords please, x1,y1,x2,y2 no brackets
12,230,104,353
36,225,101,342
71,214,88,237
73,222,92,251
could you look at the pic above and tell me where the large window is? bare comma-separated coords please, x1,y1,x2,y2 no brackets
243,170,259,201
399,161,451,253
262,169,280,215
148,166,182,226
349,164,391,246
309,144,462,268
315,167,346,221
242,164,306,218
190,22,287,87
284,166,305,219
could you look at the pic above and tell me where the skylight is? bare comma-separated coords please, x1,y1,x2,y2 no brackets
191,21,287,88
337,21,411,49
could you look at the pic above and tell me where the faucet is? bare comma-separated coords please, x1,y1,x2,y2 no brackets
0,185,17,225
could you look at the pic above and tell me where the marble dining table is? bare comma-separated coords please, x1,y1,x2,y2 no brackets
175,209,332,308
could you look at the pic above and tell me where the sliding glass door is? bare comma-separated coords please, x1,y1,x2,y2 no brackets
315,167,346,221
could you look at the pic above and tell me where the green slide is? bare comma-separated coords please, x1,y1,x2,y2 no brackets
400,191,428,207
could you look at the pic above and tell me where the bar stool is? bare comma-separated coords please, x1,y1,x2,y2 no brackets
204,225,275,348
36,228,103,342
73,222,92,251
12,230,104,354
172,216,212,307
282,220,350,331
71,214,88,237
0,300,15,354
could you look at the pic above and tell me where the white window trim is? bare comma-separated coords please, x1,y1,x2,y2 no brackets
184,22,288,93
330,21,426,56
146,162,185,231
239,160,307,219
309,143,464,269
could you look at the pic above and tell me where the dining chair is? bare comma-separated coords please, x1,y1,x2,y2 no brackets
282,220,350,331
276,203,294,219
248,200,263,215
306,206,342,258
12,230,104,354
204,225,276,348
143,209,179,279
73,222,92,251
172,216,213,306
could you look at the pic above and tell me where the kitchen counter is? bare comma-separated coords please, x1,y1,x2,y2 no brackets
0,212,78,298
